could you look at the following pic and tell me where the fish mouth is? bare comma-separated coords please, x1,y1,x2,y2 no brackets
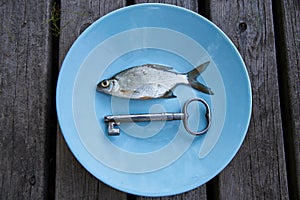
97,82,107,92
97,81,113,94
96,82,102,91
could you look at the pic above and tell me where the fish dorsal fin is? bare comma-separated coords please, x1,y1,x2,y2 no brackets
144,64,173,71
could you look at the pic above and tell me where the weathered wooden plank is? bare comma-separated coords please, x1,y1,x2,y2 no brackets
0,0,54,199
137,189,206,200
56,1,128,199
209,0,289,199
134,0,207,199
274,0,300,198
136,0,198,10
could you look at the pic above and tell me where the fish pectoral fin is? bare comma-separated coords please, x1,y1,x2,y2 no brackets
162,90,177,98
120,89,139,95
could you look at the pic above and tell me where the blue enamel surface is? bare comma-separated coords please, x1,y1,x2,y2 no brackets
56,3,252,197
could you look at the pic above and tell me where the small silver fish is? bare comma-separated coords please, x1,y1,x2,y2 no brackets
97,62,213,99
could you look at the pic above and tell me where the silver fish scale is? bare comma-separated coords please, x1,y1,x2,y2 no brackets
115,65,188,98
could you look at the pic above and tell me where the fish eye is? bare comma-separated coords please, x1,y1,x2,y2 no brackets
101,80,110,88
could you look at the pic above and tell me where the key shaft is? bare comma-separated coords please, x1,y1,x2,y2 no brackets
104,112,185,136
103,98,211,136
105,112,185,123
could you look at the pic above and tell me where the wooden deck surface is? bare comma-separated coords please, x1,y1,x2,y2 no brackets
0,0,299,199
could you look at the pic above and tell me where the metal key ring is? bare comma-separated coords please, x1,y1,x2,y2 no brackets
183,98,211,136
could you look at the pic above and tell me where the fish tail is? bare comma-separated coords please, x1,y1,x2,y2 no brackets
187,61,214,95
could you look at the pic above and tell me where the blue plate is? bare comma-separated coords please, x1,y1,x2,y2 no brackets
56,3,252,197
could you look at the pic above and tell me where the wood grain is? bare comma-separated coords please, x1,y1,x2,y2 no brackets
134,0,207,199
56,1,128,199
209,0,289,199
274,0,300,198
135,0,198,11
136,189,207,200
0,1,54,199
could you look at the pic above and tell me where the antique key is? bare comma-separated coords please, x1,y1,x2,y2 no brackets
104,98,211,136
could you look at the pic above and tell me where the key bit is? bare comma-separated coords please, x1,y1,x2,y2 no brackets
107,121,120,136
